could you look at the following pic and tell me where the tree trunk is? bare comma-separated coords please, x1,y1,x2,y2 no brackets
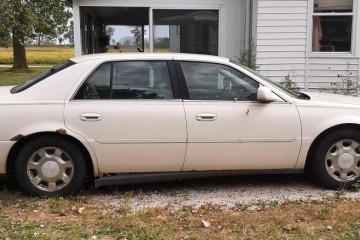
12,29,28,70
37,34,41,47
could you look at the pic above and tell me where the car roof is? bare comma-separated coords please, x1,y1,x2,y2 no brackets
70,53,231,64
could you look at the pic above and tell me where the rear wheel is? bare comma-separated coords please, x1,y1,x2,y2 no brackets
15,136,86,197
310,129,360,189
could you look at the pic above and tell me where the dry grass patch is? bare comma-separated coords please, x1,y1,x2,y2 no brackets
1,188,360,239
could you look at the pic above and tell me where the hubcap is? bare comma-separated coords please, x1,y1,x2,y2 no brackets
27,147,74,192
325,139,360,182
42,161,60,178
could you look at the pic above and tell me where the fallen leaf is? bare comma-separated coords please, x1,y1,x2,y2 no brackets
202,219,211,228
78,207,85,214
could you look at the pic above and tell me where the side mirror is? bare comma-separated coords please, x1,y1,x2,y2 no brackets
257,86,274,102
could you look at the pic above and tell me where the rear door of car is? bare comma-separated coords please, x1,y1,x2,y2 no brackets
175,60,302,171
64,59,187,173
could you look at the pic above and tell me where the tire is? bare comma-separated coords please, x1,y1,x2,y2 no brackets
15,136,86,197
310,128,360,189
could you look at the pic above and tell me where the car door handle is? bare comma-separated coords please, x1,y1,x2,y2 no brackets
79,113,103,121
195,113,217,121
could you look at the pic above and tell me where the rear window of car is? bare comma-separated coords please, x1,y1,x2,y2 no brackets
10,60,76,94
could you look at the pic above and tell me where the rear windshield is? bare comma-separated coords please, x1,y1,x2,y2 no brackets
11,60,76,94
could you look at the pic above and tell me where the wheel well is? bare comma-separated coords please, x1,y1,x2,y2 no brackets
6,132,94,180
304,123,360,172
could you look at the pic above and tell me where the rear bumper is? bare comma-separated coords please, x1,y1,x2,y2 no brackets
0,141,14,174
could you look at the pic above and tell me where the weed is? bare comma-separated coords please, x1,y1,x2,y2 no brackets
182,205,194,215
319,63,359,96
238,39,258,70
116,191,134,215
125,226,163,240
279,69,300,91
352,179,360,191
93,223,120,235
318,205,330,220
335,184,347,199
48,198,64,214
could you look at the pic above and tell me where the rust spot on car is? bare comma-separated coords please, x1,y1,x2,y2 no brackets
10,134,25,141
56,128,67,135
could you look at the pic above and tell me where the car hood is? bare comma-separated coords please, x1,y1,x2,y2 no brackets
295,91,360,108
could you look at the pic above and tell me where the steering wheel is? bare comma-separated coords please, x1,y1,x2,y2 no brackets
221,78,233,99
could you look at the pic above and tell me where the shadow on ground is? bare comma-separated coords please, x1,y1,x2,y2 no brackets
0,174,315,196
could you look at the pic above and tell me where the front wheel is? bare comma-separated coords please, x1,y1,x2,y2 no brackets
15,136,87,197
310,129,360,189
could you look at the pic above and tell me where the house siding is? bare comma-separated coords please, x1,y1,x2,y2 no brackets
256,0,308,89
256,0,360,92
307,57,359,90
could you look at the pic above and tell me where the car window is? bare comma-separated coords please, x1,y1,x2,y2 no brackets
74,61,173,100
112,61,173,99
180,62,259,101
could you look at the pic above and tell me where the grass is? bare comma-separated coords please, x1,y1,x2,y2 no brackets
1,187,360,239
0,46,74,65
0,67,49,86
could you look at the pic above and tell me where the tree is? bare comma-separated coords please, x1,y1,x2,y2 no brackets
154,37,169,49
0,34,11,48
129,26,146,47
64,20,74,46
105,26,115,39
0,0,72,70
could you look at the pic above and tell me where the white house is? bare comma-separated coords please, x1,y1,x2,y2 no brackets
68,0,360,92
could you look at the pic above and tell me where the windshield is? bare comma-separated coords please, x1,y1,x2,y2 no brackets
10,60,76,94
230,60,302,99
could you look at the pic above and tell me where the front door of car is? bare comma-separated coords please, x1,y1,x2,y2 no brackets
176,61,302,171
64,61,186,173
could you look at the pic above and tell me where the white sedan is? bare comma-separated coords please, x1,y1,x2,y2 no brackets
1,53,360,196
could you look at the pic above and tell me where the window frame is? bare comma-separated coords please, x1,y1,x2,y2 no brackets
72,60,181,100
309,0,356,56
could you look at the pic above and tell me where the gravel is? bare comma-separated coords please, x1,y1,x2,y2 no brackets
93,174,360,211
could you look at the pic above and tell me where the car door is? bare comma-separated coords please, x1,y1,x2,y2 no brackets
176,61,302,171
64,60,187,173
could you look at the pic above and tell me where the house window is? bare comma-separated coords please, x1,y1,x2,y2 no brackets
153,10,219,55
312,0,353,52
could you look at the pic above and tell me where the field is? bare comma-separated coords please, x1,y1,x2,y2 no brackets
0,46,74,65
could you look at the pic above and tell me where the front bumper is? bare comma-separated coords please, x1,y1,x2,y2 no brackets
0,141,15,174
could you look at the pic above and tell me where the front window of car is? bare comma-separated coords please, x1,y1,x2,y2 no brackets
10,60,76,94
180,61,259,101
